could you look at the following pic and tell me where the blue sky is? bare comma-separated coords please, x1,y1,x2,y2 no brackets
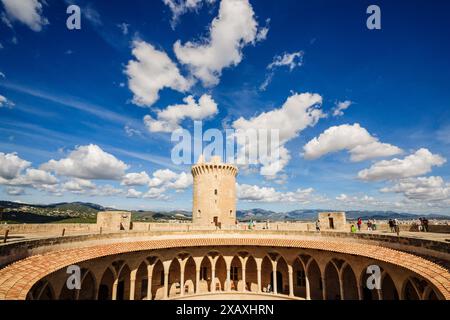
0,0,449,214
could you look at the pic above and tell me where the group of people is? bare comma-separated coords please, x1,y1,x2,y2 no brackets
388,218,400,235
418,217,429,232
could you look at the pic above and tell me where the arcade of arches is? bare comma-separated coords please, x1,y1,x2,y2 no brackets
27,246,443,301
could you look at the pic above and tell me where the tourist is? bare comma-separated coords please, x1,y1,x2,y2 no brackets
418,218,423,232
388,219,394,233
316,220,321,232
394,218,400,236
423,218,429,232
350,224,357,233
357,217,362,231
367,219,372,231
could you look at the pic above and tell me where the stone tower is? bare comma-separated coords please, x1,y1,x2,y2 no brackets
191,155,238,227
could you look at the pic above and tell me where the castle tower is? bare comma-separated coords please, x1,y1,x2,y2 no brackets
191,155,238,227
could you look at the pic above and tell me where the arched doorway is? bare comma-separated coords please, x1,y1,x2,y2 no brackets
275,257,288,294
306,259,322,300
341,264,358,300
168,258,181,297
215,256,226,291
27,280,55,300
261,256,273,293
98,267,115,300
381,273,399,300
324,262,340,300
403,279,420,300
117,264,131,300
230,256,242,291
78,270,96,300
134,262,148,300
184,256,196,295
151,260,165,300
245,256,258,292
199,256,212,293
292,258,307,298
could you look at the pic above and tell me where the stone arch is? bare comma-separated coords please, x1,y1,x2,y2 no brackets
166,258,179,297
245,256,258,292
261,255,273,293
27,280,55,300
341,263,358,300
98,266,115,300
184,256,196,295
324,262,341,300
199,256,212,293
306,259,322,300
381,272,399,300
423,285,440,300
214,255,226,291
402,278,421,300
230,255,242,291
151,259,165,300
59,279,77,300
117,264,131,300
134,261,148,300
275,256,289,294
78,269,96,300
292,257,307,298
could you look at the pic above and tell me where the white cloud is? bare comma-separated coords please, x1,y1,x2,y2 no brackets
121,171,151,186
0,0,48,31
144,94,218,132
268,51,303,71
303,123,403,162
332,100,352,117
163,0,216,28
0,94,15,108
380,176,450,202
62,178,96,192
124,125,142,137
5,186,25,196
126,188,142,198
143,187,168,200
125,40,193,107
83,4,101,26
0,71,5,77
0,168,58,186
41,144,129,180
260,51,303,91
174,0,266,86
358,148,446,181
237,183,316,203
117,22,130,35
0,152,31,180
167,172,193,190
90,184,123,197
232,92,324,176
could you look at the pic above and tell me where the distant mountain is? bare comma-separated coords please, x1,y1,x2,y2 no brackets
237,208,449,221
1,201,448,223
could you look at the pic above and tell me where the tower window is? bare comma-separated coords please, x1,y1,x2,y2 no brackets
230,210,233,216
197,209,201,218
214,189,218,195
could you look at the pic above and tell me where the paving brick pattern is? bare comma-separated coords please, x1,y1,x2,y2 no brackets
0,235,449,300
